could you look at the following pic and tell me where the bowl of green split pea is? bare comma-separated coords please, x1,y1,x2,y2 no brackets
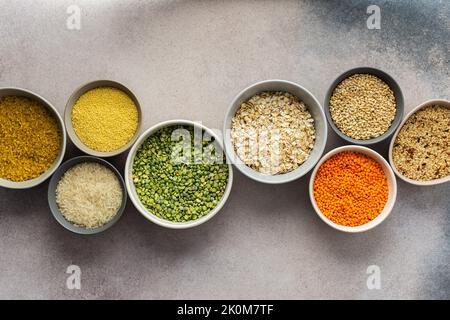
125,120,234,229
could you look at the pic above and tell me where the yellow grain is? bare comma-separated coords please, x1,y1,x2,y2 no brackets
71,87,139,152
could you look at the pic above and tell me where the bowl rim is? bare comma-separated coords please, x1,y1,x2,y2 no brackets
64,79,142,158
47,155,127,235
324,66,404,145
388,98,450,186
223,79,327,184
309,145,397,233
0,86,67,189
125,119,234,229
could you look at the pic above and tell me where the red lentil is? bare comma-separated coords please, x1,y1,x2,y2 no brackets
313,151,388,227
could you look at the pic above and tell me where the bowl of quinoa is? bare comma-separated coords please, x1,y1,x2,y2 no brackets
389,99,450,186
125,120,233,229
309,145,397,233
224,79,327,184
324,67,404,145
0,87,66,189
65,80,142,157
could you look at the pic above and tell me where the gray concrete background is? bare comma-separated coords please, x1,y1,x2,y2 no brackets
0,0,449,299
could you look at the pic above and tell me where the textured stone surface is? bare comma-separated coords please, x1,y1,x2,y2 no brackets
0,0,448,299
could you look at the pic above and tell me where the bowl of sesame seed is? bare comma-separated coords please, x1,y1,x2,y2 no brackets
324,67,404,145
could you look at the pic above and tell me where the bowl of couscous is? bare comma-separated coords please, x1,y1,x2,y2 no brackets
64,80,142,157
324,67,404,145
0,87,66,189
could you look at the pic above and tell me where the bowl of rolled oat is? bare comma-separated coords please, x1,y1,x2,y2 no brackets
223,79,327,184
389,99,450,186
324,67,404,145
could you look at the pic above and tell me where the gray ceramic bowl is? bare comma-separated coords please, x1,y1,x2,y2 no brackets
324,67,404,145
65,80,142,157
0,87,66,189
223,79,327,184
48,156,127,235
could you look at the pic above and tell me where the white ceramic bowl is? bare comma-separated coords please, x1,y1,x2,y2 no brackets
389,99,450,186
0,87,66,189
125,119,233,229
223,79,328,184
309,145,397,233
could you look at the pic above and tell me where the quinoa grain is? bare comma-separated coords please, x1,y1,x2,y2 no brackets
392,105,450,181
132,125,229,222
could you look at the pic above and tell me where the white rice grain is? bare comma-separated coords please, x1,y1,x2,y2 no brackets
55,162,122,229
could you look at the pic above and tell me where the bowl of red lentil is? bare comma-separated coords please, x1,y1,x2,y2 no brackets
0,87,66,189
309,145,397,233
64,80,142,157
389,99,450,186
324,67,404,145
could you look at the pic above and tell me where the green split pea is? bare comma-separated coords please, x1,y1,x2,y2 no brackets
132,125,229,222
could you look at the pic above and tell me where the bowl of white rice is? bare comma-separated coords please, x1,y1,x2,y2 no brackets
47,156,127,234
